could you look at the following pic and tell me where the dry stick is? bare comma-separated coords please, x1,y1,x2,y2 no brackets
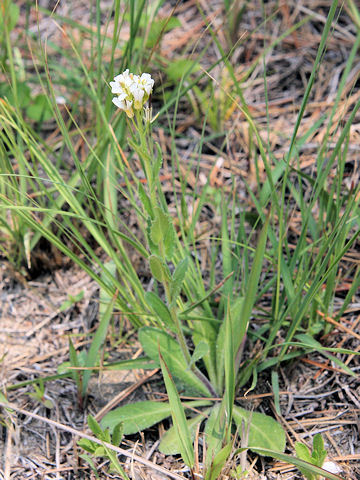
0,402,186,480
317,310,360,341
4,419,13,480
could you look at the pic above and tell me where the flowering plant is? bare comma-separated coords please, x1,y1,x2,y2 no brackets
103,68,285,475
110,69,154,118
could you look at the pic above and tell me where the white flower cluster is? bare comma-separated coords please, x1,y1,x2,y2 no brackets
110,69,154,118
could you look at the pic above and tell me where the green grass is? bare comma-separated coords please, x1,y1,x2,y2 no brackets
1,0,359,478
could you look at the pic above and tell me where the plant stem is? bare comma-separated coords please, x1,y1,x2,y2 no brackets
133,111,215,397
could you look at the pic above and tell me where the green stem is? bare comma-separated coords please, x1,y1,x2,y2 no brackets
133,110,215,397
134,110,157,212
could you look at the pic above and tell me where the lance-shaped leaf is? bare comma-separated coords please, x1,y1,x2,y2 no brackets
149,254,171,283
150,207,175,258
159,347,194,468
170,256,189,305
145,291,173,329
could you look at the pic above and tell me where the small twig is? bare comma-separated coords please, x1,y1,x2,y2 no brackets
317,310,360,341
4,419,13,480
94,369,159,422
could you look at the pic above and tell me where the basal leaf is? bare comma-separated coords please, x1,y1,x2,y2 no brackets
215,296,244,393
233,406,286,452
101,400,172,434
205,442,233,480
139,327,211,396
204,403,226,469
159,349,194,468
159,410,210,455
101,400,210,435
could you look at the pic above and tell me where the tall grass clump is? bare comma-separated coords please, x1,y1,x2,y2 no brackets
1,0,359,478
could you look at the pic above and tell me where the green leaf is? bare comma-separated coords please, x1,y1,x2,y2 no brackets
0,3,20,32
146,17,181,48
138,184,152,217
112,422,124,447
215,296,244,393
139,327,211,396
159,411,210,455
104,143,118,232
102,400,172,434
233,406,286,452
68,337,81,390
148,254,170,283
26,94,53,122
237,215,269,353
165,59,200,82
204,403,226,469
102,444,129,479
78,453,99,477
77,438,97,454
145,291,173,329
43,399,54,409
189,341,209,369
101,400,210,434
0,82,31,107
159,349,195,468
94,446,106,457
312,433,327,466
88,415,104,439
152,144,163,185
59,291,84,312
163,221,175,260
224,302,235,430
150,208,171,245
295,442,312,463
271,370,281,415
295,434,328,479
205,442,233,480
170,257,189,304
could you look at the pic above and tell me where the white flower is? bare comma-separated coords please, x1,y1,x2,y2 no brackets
110,69,154,117
109,81,123,94
130,84,145,110
139,73,154,95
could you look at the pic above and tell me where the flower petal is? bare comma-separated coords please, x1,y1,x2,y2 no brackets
112,97,125,109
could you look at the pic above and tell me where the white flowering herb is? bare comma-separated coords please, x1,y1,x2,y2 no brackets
110,69,154,118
